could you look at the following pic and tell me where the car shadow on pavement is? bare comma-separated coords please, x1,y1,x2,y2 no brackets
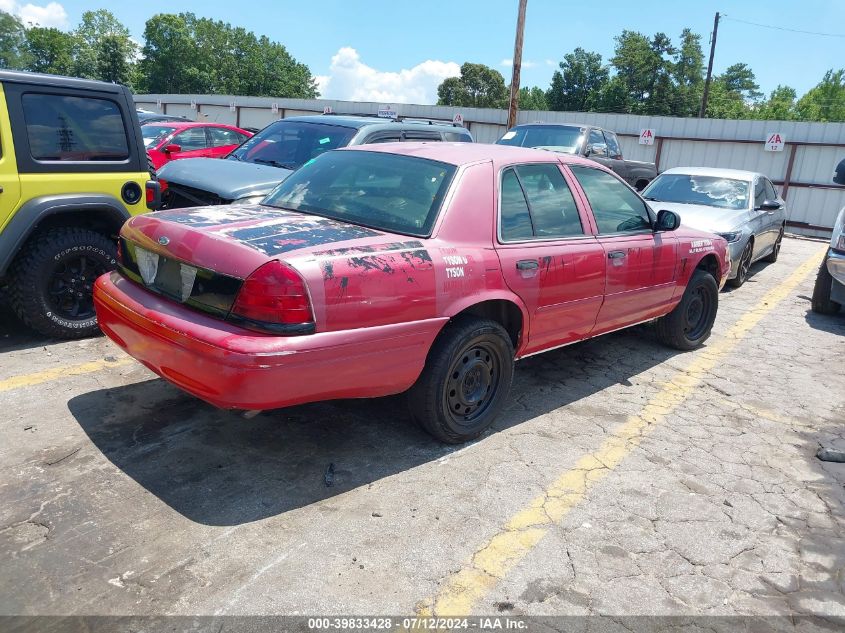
67,326,678,526
804,307,845,335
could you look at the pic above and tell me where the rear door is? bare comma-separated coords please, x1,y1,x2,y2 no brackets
207,126,247,159
0,85,22,233
568,165,679,334
495,162,605,355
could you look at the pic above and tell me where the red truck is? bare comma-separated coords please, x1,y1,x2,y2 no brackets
94,143,730,443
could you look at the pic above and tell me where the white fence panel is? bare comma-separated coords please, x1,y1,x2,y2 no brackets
470,123,506,144
784,188,845,238
197,104,236,125
238,108,280,130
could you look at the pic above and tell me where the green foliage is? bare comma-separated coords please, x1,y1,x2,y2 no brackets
23,27,76,76
545,47,608,112
796,69,845,122
0,10,27,70
73,9,137,82
139,12,317,97
437,63,507,108
755,85,798,121
518,86,548,111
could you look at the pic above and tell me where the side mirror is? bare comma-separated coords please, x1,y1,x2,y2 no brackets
655,209,680,231
163,144,181,154
759,200,782,211
583,144,592,157
590,143,608,157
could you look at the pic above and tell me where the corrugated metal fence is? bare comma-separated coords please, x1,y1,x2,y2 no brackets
136,94,845,238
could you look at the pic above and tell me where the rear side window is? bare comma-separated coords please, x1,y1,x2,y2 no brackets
764,178,778,200
22,93,129,162
500,164,584,241
208,127,244,147
402,131,442,142
570,166,652,234
754,179,766,208
444,131,472,142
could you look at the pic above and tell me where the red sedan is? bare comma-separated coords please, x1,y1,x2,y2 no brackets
143,121,253,170
95,143,730,443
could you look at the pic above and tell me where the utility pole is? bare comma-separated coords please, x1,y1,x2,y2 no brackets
507,0,528,129
699,11,720,118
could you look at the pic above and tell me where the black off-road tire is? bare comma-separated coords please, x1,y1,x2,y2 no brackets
408,317,515,444
762,226,784,263
655,269,719,351
728,240,753,288
8,228,117,339
147,152,157,180
811,257,841,315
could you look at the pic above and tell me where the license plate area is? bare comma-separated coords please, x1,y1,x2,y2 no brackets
136,247,197,302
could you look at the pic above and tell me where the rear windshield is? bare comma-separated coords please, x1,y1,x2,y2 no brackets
262,150,456,237
497,125,584,153
227,120,357,170
142,124,175,148
643,174,751,210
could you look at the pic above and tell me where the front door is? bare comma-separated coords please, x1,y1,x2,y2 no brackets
167,127,213,162
494,163,606,355
568,165,679,334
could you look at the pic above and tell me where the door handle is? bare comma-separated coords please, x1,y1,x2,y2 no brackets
607,250,626,259
516,259,539,271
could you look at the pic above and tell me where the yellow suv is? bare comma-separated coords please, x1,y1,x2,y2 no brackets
0,70,155,338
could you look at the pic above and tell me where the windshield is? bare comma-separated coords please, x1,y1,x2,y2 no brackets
642,174,751,210
496,125,584,153
262,150,457,237
142,125,175,148
227,120,357,169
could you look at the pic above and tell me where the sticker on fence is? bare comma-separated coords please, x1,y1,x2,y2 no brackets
190,99,197,110
639,129,655,145
271,102,279,114
229,102,236,112
378,104,397,119
453,113,464,126
323,106,333,114
765,132,785,152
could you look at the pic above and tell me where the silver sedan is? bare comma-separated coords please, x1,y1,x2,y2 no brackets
641,167,787,288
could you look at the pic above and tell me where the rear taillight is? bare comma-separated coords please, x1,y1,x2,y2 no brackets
230,261,314,332
146,180,161,210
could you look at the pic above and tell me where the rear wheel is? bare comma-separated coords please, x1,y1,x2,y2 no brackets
9,227,116,339
655,269,719,351
408,317,514,444
728,240,753,288
811,257,841,315
763,227,784,263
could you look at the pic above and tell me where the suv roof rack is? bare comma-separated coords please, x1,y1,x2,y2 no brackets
320,112,465,127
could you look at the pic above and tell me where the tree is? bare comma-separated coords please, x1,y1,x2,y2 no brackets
756,85,798,120
719,63,762,102
436,63,507,108
73,9,136,81
796,69,845,122
610,30,676,114
517,86,548,111
546,47,608,112
671,29,704,116
23,27,76,76
0,10,27,70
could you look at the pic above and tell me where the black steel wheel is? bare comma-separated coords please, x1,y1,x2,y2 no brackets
729,240,753,288
408,317,514,443
9,227,117,339
655,269,719,351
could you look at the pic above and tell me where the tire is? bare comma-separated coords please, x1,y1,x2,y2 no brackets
728,240,753,288
147,152,157,180
408,317,515,444
655,269,719,351
811,257,841,315
762,226,784,263
8,227,117,339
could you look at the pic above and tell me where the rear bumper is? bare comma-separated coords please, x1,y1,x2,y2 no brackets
94,272,446,410
827,249,845,286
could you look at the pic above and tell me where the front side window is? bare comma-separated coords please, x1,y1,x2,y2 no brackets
499,164,584,241
764,178,778,201
496,125,584,154
588,129,607,156
208,127,243,147
571,166,652,234
604,131,622,159
754,179,766,208
142,124,175,148
229,120,357,170
22,93,129,161
174,128,208,151
262,150,456,237
642,174,751,211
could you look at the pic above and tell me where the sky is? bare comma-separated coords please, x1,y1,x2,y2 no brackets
2,0,844,104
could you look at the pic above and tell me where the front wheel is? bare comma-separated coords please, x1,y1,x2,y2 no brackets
811,257,841,315
728,240,753,288
8,227,117,339
762,227,784,263
408,317,515,444
655,269,719,351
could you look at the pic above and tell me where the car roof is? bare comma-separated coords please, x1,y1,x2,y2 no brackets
659,166,762,181
340,141,603,169
140,121,238,129
510,122,593,130
284,114,471,133
0,69,126,93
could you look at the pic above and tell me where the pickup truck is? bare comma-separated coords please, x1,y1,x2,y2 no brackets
496,123,658,190
94,143,729,444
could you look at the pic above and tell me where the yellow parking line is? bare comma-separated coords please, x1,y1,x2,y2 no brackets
425,248,826,616
0,357,133,393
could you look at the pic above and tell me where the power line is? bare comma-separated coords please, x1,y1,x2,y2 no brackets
722,15,845,38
